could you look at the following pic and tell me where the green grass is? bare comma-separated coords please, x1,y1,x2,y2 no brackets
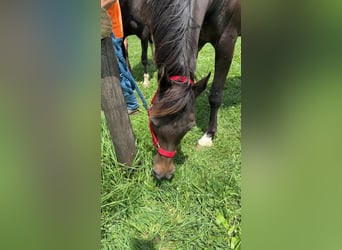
101,36,241,249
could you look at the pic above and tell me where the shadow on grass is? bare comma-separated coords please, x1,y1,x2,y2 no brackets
195,76,241,132
130,59,157,84
130,238,156,250
174,145,187,165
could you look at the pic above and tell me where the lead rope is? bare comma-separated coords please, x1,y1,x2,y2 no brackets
134,82,149,112
123,66,150,112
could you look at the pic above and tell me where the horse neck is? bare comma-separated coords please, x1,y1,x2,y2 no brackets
149,0,200,78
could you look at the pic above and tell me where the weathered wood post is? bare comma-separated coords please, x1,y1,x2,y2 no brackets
101,37,136,165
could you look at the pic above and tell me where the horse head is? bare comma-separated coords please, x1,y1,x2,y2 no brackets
149,73,210,180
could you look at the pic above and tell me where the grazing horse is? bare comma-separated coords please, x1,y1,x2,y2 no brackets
142,0,241,180
119,0,153,87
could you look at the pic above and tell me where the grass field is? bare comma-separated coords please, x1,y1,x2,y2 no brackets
101,36,241,249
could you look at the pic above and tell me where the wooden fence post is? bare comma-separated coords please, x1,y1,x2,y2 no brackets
101,37,136,165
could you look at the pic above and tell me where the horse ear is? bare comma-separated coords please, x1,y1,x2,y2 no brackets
193,73,211,98
158,69,172,93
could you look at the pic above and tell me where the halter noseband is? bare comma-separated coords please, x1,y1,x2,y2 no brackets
148,75,194,158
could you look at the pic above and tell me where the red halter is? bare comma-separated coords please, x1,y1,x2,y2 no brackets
148,75,194,158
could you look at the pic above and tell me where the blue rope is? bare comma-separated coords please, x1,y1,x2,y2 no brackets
111,34,149,112
134,81,150,112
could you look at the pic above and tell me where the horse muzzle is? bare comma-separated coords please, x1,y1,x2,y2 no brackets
152,154,175,180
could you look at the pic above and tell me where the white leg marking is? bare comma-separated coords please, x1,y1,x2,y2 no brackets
198,133,213,147
143,73,150,88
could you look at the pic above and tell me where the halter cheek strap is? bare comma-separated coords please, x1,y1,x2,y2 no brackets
148,111,177,158
148,75,194,158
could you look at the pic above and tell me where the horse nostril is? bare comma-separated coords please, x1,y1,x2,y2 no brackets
151,169,158,177
166,174,173,180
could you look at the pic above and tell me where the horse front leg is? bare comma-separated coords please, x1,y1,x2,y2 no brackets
198,29,238,147
140,37,149,88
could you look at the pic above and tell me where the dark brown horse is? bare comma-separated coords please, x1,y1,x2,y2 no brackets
119,0,153,87
142,0,241,180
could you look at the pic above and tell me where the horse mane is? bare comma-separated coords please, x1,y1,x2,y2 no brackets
142,0,197,78
151,82,194,118
142,0,198,118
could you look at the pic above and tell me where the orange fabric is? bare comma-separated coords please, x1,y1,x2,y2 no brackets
107,0,124,39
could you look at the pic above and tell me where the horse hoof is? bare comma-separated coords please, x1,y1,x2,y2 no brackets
198,133,213,147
